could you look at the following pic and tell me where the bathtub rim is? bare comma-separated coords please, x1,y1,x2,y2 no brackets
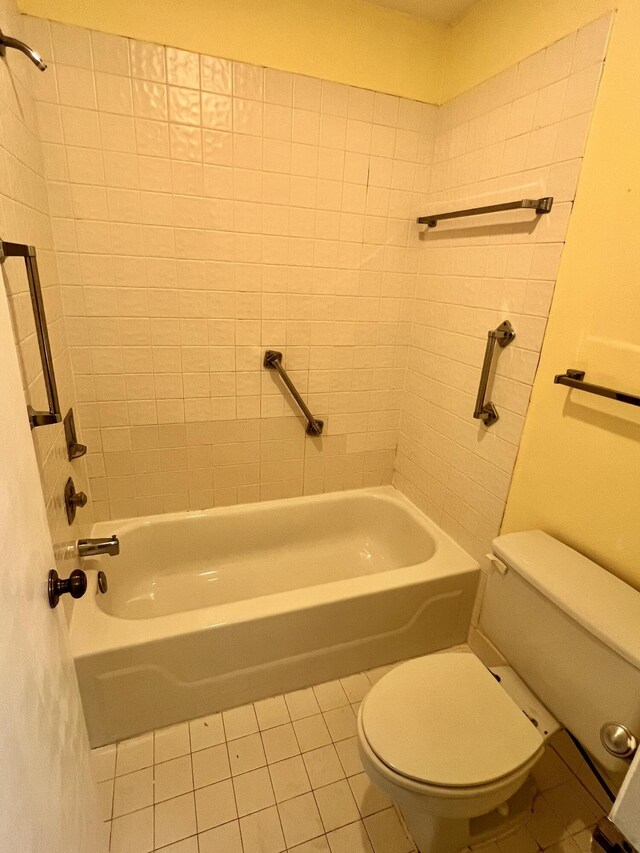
70,486,478,658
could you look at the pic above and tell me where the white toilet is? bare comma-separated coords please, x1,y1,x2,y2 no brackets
357,531,640,853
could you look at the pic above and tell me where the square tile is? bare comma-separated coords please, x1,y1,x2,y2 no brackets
112,766,153,817
293,715,332,752
255,695,290,729
262,723,301,763
189,713,225,752
495,824,539,852
348,773,392,817
269,755,311,802
278,792,324,848
97,779,113,821
223,704,259,740
198,819,243,853
335,738,363,777
285,688,322,720
323,706,357,742
240,806,286,853
289,838,331,853
116,733,153,776
364,807,413,853
91,744,116,782
195,779,237,831
228,732,267,775
327,820,374,853
303,745,345,788
314,681,349,711
154,723,190,763
340,674,371,703
314,780,360,832
154,792,197,848
110,806,153,853
233,766,276,816
154,754,194,803
192,743,231,789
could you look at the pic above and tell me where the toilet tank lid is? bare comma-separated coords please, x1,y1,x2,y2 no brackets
493,531,640,671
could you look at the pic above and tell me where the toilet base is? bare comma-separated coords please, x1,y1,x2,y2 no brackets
401,775,537,853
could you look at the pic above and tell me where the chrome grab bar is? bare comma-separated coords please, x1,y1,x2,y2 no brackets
417,197,553,228
263,350,324,436
554,369,640,408
0,238,62,428
473,321,515,427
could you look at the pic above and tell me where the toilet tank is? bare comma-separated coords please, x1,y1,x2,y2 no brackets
480,530,640,777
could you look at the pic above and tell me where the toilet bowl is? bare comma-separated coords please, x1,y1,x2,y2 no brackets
357,652,545,853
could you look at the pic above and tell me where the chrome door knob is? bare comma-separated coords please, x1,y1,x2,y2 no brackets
48,568,87,608
600,722,638,759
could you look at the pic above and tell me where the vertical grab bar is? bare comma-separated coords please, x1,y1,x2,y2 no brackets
473,320,515,427
0,238,62,428
264,350,324,436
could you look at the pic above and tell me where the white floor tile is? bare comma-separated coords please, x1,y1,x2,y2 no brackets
571,827,596,852
263,723,301,763
293,714,332,752
527,793,569,848
340,674,371,703
327,820,374,853
154,755,193,803
334,737,363,777
233,766,276,816
288,837,331,852
153,837,198,853
543,780,603,835
313,681,350,711
364,807,414,853
323,706,357,742
315,780,361,832
366,665,395,686
543,838,582,852
194,779,237,831
223,703,259,740
97,779,114,821
285,688,322,721
269,755,311,802
531,748,572,792
228,732,267,775
255,695,290,730
112,767,154,818
189,713,225,753
240,805,287,853
348,773,392,817
110,806,154,853
116,734,153,776
154,792,197,848
303,745,345,788
495,824,539,852
198,819,243,853
278,792,324,848
154,723,190,764
191,743,230,789
92,744,116,782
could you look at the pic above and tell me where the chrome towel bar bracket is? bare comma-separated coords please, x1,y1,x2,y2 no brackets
554,369,640,408
474,321,515,427
264,350,324,436
417,197,553,228
0,238,62,428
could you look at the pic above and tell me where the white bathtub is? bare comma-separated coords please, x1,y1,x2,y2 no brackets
71,486,479,746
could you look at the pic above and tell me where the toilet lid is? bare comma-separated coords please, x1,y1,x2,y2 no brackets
360,653,544,788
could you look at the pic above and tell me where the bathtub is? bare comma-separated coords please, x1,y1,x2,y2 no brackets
71,486,479,746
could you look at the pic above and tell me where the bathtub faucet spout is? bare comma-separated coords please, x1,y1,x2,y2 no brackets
77,535,120,557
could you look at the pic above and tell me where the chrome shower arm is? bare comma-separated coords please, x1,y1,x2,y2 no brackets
0,29,47,70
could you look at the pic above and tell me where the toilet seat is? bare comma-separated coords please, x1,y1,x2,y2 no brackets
360,653,544,789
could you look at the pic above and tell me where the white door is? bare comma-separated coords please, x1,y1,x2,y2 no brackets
0,280,102,849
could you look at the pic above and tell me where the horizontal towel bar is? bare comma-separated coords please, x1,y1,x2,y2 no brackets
0,238,62,428
417,197,553,228
554,369,640,408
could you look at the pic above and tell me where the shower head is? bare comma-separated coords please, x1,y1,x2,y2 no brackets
0,29,47,71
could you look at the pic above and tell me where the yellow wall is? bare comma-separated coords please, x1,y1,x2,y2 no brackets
16,0,448,103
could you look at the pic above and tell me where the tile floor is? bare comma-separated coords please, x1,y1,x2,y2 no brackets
91,659,607,853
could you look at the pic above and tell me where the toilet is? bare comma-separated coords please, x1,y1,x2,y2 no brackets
357,531,640,853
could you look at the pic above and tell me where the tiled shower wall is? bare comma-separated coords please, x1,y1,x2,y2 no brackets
24,14,437,519
394,15,612,565
0,4,94,589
